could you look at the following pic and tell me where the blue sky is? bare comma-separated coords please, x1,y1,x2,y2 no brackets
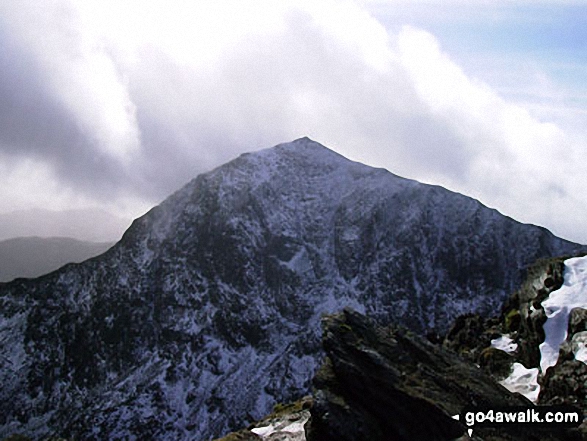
368,1,587,118
0,0,586,243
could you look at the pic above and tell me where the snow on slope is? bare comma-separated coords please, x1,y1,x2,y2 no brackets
499,362,540,403
494,255,587,403
491,334,517,353
539,255,587,372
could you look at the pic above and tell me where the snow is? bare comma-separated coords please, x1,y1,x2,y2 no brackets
250,409,310,439
571,331,587,364
499,362,540,403
490,334,518,353
539,256,587,372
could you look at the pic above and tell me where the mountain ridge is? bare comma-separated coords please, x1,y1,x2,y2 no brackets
0,138,584,440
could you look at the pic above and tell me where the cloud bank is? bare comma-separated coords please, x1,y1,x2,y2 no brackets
0,0,585,242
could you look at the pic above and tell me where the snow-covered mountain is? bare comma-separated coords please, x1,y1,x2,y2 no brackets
0,138,584,440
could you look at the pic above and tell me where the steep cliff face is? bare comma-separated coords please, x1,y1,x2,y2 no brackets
0,138,584,440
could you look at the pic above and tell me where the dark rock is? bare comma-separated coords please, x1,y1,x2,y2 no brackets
569,308,587,336
539,359,587,408
478,347,515,379
221,306,587,441
308,309,546,441
504,258,567,369
443,313,497,364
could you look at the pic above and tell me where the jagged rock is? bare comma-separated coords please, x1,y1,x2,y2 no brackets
443,313,500,364
539,359,587,408
569,308,587,336
222,253,587,441
440,258,574,375
220,307,586,441
307,309,564,441
501,258,568,369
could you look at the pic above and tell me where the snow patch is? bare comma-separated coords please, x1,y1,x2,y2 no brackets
499,362,540,403
571,331,587,364
250,409,310,439
491,334,518,353
539,256,587,372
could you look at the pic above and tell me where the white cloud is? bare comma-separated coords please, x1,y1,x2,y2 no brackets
0,0,586,243
393,25,587,241
0,0,141,163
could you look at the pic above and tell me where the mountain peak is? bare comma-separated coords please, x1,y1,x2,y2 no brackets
243,137,353,168
278,136,322,148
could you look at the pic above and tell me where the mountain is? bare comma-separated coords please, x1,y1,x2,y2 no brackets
0,237,113,282
0,138,584,440
0,208,130,242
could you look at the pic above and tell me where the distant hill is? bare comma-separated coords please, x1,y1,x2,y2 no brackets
0,236,113,282
0,208,131,242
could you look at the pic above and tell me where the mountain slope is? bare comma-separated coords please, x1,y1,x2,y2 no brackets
0,236,113,282
0,138,584,440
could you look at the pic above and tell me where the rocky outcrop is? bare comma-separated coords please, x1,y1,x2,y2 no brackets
539,360,587,408
306,308,580,441
504,257,568,369
568,308,587,336
538,306,587,411
441,256,587,437
220,309,583,441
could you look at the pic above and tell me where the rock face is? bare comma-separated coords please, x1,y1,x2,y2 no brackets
492,256,587,408
0,138,584,440
540,360,587,408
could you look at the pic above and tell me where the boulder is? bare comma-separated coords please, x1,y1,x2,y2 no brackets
539,359,587,408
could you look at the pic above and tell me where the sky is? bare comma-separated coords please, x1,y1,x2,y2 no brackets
1,0,587,243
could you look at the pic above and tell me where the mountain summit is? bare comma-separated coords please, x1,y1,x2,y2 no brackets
0,138,584,440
